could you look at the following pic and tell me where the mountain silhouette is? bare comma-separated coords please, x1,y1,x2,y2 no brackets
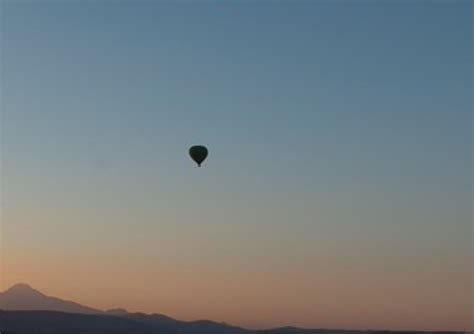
105,308,129,316
0,310,250,334
0,283,249,333
0,310,163,334
0,284,467,334
0,283,101,314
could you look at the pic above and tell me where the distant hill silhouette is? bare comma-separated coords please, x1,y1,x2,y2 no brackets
0,310,249,334
0,310,163,334
0,284,468,334
105,307,129,316
0,283,101,314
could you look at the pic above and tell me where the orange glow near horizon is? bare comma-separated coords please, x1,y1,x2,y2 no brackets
2,249,472,331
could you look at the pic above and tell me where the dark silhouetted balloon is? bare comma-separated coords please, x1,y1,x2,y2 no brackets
189,145,208,167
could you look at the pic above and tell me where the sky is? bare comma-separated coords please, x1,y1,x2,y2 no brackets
0,0,472,331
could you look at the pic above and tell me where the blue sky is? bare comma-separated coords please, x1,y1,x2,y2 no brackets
1,1,472,330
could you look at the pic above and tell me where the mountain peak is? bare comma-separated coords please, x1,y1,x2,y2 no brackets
0,283,101,314
4,283,43,296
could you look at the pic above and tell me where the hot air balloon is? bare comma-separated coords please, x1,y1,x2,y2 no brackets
189,145,208,167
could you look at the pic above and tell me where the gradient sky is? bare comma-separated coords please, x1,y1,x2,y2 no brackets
1,0,472,331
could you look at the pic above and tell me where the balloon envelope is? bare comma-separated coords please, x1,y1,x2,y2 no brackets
189,145,208,167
